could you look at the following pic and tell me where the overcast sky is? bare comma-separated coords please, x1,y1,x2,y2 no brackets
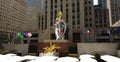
27,0,43,9
94,0,98,5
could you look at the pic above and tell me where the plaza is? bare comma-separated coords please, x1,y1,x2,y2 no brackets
0,0,120,62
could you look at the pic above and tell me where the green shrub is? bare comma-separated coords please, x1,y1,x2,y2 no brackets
28,45,37,53
93,51,101,59
68,45,77,54
0,50,10,54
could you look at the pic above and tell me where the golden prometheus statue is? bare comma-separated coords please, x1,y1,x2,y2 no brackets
43,42,60,56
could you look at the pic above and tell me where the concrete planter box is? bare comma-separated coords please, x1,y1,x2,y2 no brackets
117,50,120,57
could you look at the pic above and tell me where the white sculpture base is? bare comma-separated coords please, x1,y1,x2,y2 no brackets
44,52,54,56
39,52,59,57
39,53,55,56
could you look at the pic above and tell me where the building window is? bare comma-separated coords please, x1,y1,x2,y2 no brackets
72,15,75,19
50,11,53,17
100,25,102,27
96,24,98,27
45,5,47,9
51,0,53,10
42,16,44,29
60,4,63,11
73,33,80,42
89,1,91,4
51,34,56,39
55,4,57,8
85,1,87,4
55,10,57,18
72,9,75,13
89,11,91,15
72,3,75,7
45,15,47,29
85,12,87,16
85,18,88,21
66,14,68,22
77,8,80,12
38,16,41,29
77,14,80,18
45,0,47,4
77,20,80,25
85,23,88,27
85,7,87,10
45,0,47,9
90,24,92,26
66,9,68,14
50,11,53,27
55,0,57,3
30,40,38,43
31,33,38,38
72,20,75,25
66,8,68,22
50,21,53,27
55,0,57,8
89,18,92,21
61,0,63,2
104,24,107,27
66,3,68,7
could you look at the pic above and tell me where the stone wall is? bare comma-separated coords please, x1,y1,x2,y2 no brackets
2,44,29,56
77,43,119,56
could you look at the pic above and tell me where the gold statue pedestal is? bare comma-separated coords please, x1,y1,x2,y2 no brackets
42,40,73,57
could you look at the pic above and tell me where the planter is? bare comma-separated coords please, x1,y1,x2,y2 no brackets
117,50,120,57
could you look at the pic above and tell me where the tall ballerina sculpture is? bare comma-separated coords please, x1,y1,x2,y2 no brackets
55,11,67,40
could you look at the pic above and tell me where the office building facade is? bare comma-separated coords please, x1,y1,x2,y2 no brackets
107,0,120,26
0,0,27,42
107,0,120,42
23,6,40,43
0,0,27,33
94,0,110,42
39,0,95,42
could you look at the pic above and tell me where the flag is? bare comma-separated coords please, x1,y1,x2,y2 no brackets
87,29,91,35
13,33,16,38
24,32,28,37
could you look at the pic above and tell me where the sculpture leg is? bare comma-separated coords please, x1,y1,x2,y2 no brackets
55,28,60,40
61,35,64,40
60,28,64,40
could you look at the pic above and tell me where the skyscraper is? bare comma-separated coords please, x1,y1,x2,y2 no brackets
94,0,110,42
107,0,120,26
106,0,120,42
0,0,27,34
23,6,40,43
24,0,43,43
26,7,40,31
